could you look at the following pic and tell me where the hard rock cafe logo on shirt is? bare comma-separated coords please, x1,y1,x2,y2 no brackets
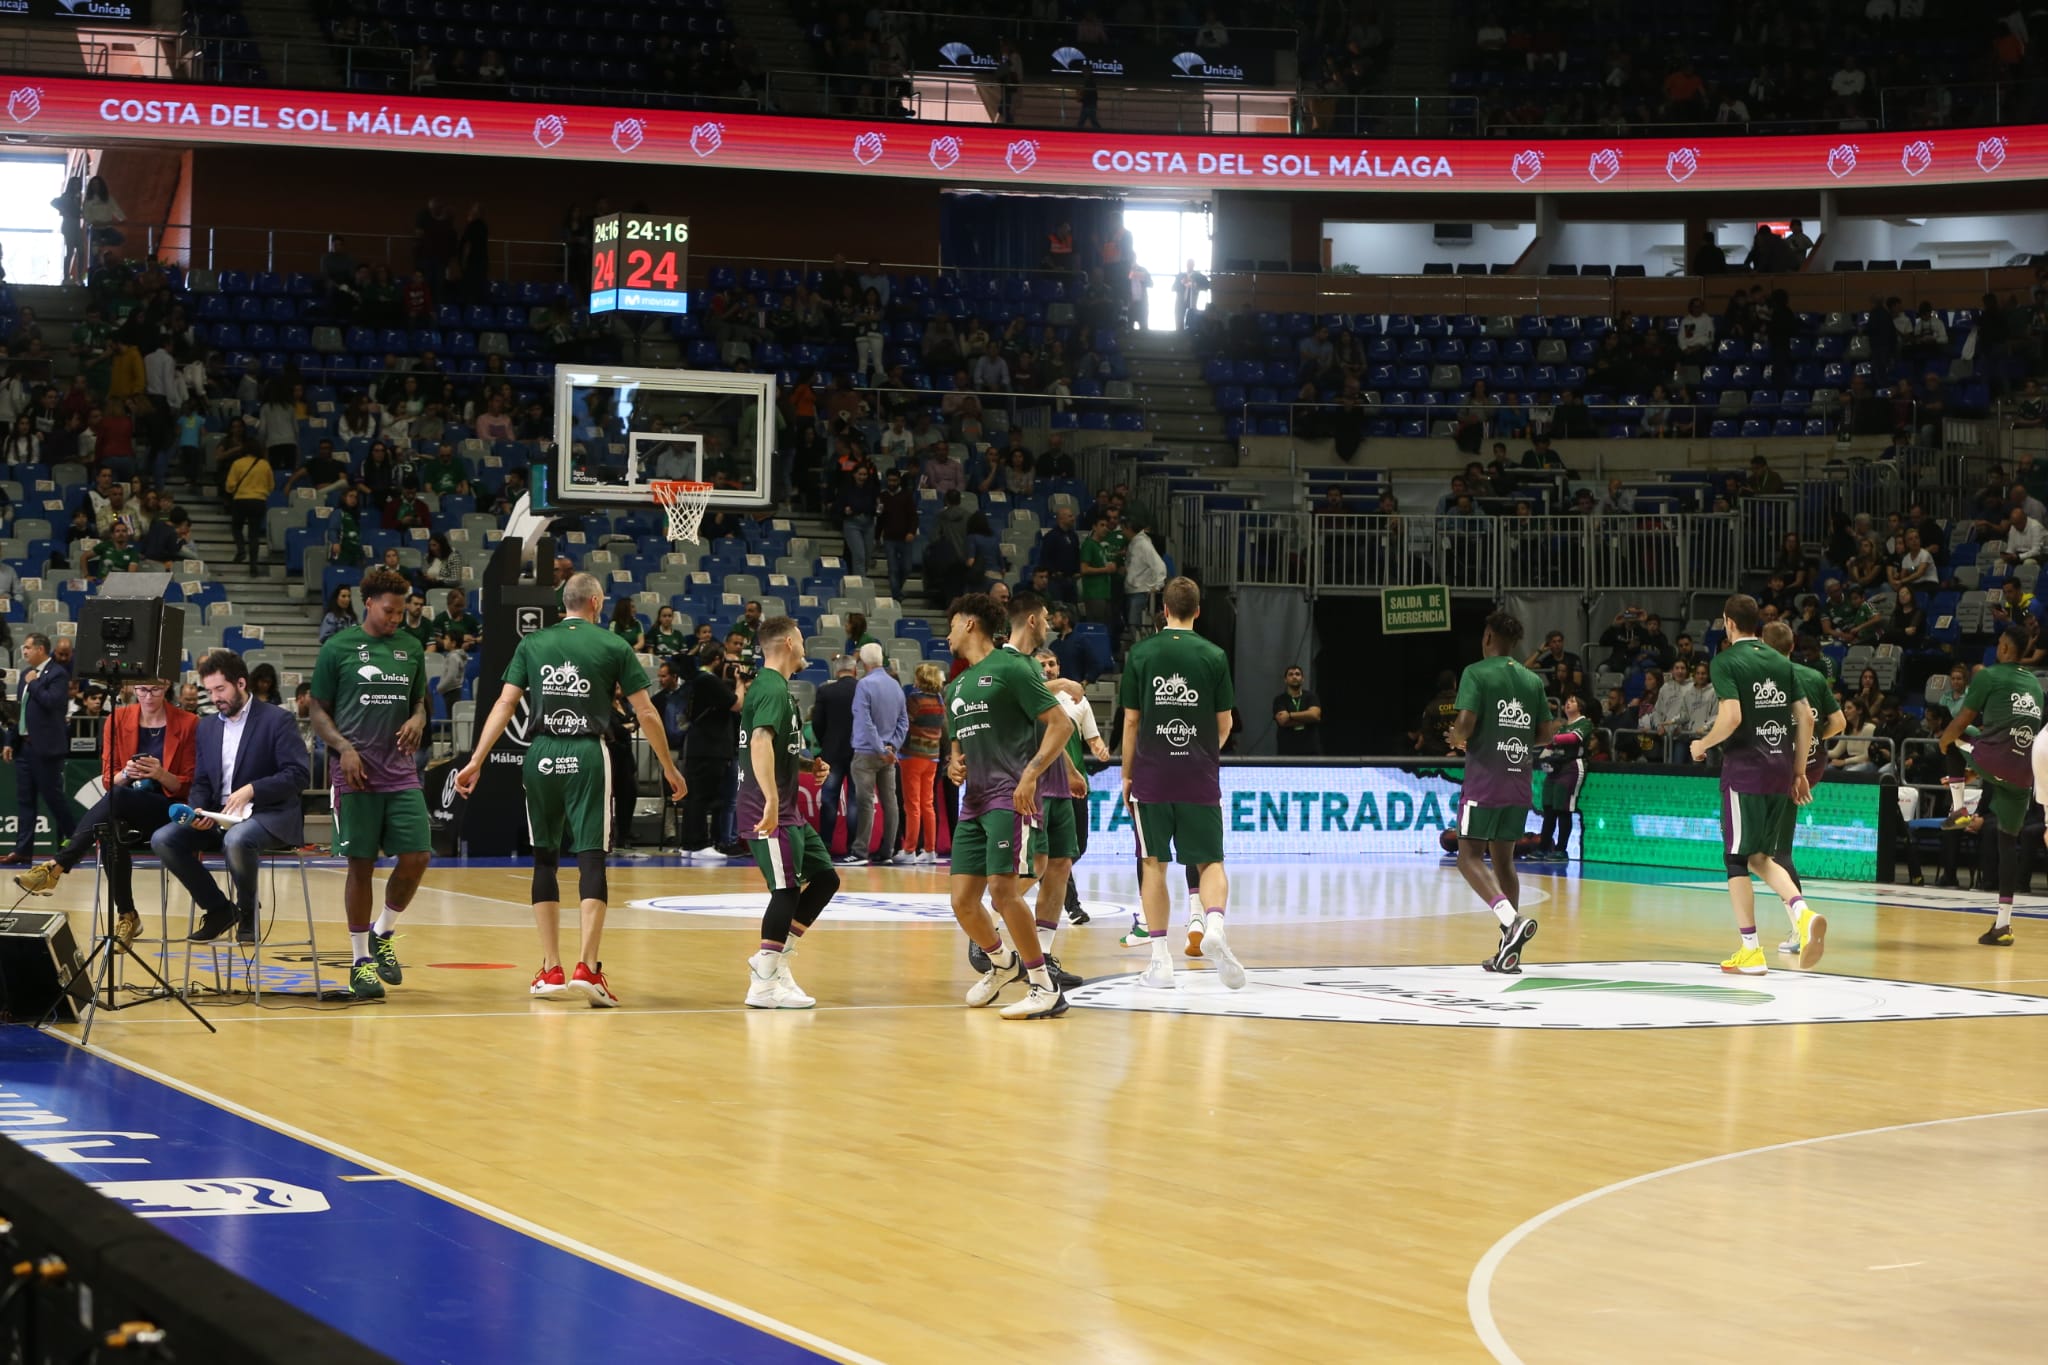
1751,678,1788,707
539,662,592,696
1157,718,1197,748
1757,719,1788,748
1153,674,1201,706
1495,697,1532,729
1498,736,1530,767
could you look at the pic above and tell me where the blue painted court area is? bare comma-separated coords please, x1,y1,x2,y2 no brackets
0,1028,836,1365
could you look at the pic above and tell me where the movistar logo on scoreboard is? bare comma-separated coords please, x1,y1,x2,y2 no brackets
588,290,690,317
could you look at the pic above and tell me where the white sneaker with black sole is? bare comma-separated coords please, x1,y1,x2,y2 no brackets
999,983,1068,1019
965,952,1025,1007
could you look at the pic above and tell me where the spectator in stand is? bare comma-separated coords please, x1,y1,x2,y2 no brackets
899,662,944,865
1888,529,1938,591
1676,297,1716,358
1784,219,1815,267
1272,664,1322,756
320,586,357,644
1830,55,1867,111
1829,587,1884,645
963,511,1004,590
1525,631,1585,691
1828,699,1879,773
970,342,1011,393
876,468,918,602
2002,505,2048,570
920,441,964,494
1123,520,1167,638
1037,505,1082,603
1678,661,1717,748
1077,513,1116,625
1905,302,1949,365
1746,454,1785,495
838,462,877,570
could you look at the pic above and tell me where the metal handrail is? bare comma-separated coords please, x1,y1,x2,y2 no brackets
134,221,570,282
880,8,1301,49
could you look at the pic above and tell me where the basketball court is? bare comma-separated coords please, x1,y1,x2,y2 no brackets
14,855,2048,1363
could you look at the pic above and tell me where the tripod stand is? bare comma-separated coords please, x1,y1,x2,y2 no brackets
41,822,215,1044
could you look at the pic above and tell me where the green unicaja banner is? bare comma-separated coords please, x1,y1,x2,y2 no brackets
1577,769,1882,881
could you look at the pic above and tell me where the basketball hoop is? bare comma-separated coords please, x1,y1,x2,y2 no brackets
651,480,714,545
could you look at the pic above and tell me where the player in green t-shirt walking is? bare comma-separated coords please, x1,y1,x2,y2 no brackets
1690,595,1819,975
737,615,841,1008
1446,612,1555,973
944,592,1076,1019
1763,621,1846,955
308,566,434,1001
1117,577,1243,990
1939,626,2044,946
456,572,685,1006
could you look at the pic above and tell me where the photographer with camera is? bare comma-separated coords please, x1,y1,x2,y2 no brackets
678,641,745,859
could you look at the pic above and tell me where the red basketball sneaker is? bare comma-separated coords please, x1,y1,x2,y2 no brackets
569,961,618,1009
530,963,568,998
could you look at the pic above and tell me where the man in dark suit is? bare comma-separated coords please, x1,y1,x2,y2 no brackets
1,632,78,862
810,654,858,851
151,649,309,942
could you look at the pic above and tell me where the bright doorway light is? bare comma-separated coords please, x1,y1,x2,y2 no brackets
0,156,71,286
1121,204,1210,331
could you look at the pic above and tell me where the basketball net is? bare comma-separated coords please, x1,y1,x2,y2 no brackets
651,480,713,545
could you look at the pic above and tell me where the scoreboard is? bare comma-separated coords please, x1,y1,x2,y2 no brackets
588,212,691,316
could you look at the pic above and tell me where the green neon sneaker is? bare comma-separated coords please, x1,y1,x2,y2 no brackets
349,957,387,1000
1119,915,1155,948
369,930,402,985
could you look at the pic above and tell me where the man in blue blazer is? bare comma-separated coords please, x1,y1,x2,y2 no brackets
152,649,309,943
1,632,79,863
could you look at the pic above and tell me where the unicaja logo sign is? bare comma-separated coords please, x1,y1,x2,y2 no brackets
1153,673,1201,706
1495,697,1532,728
938,40,996,69
540,662,592,696
1052,46,1087,69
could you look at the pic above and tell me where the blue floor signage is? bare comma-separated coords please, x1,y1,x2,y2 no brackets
0,1029,840,1365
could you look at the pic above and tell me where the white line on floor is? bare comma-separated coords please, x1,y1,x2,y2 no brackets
77,1041,893,1365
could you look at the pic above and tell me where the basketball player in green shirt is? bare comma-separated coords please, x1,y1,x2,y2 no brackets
737,615,841,1007
1763,620,1845,955
1939,626,2043,946
944,592,1076,1020
456,572,685,1006
1690,595,1819,975
308,566,433,1001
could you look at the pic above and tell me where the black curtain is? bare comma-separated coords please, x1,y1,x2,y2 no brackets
939,192,1121,274
1313,598,1493,755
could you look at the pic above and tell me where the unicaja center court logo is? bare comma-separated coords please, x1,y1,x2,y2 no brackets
1495,697,1532,729
540,662,592,696
1153,673,1201,706
1751,678,1787,707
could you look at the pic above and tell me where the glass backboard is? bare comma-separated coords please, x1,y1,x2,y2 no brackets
552,366,776,508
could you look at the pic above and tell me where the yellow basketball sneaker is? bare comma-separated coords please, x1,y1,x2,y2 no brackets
1795,906,1828,969
1719,944,1768,975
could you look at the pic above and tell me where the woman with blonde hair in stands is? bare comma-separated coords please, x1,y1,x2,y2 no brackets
900,661,946,864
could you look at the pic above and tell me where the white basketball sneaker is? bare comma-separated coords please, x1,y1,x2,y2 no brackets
1775,930,1801,954
746,950,815,1009
965,949,1024,1006
1138,948,1177,990
999,982,1068,1019
1204,916,1247,990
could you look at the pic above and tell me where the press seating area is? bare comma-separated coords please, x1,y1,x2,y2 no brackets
1202,306,1995,441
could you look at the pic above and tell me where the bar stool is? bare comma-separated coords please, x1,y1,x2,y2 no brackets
88,824,174,992
182,844,324,1001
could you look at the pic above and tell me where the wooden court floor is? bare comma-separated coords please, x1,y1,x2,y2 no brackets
42,857,2048,1364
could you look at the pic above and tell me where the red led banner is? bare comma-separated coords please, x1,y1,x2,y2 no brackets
2,74,2041,193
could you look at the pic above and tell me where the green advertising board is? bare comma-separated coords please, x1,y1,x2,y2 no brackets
0,759,104,855
1577,769,1882,881
1381,585,1450,634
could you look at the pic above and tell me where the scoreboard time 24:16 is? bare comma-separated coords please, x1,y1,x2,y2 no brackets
588,213,691,316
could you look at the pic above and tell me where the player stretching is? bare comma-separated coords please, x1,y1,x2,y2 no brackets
1119,576,1243,989
1689,595,1820,975
308,567,435,1000
738,616,841,1006
1940,626,2042,947
1445,611,1553,972
456,572,685,1005
944,592,1075,1020
1763,621,1844,954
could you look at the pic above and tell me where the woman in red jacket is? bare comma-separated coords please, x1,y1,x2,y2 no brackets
15,679,197,945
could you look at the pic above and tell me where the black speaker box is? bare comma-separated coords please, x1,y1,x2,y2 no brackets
76,597,186,684
0,909,90,1022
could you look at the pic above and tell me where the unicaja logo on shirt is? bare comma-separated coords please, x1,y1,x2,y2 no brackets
1495,697,1533,728
540,662,592,696
1153,674,1201,706
1751,679,1788,707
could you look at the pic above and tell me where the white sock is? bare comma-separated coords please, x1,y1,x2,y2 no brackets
1785,896,1807,928
1036,924,1057,956
1150,936,1172,962
1204,908,1226,934
349,929,370,962
1026,963,1053,989
990,943,1016,968
1187,893,1205,922
1996,902,2014,928
372,905,401,935
1489,897,1516,927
